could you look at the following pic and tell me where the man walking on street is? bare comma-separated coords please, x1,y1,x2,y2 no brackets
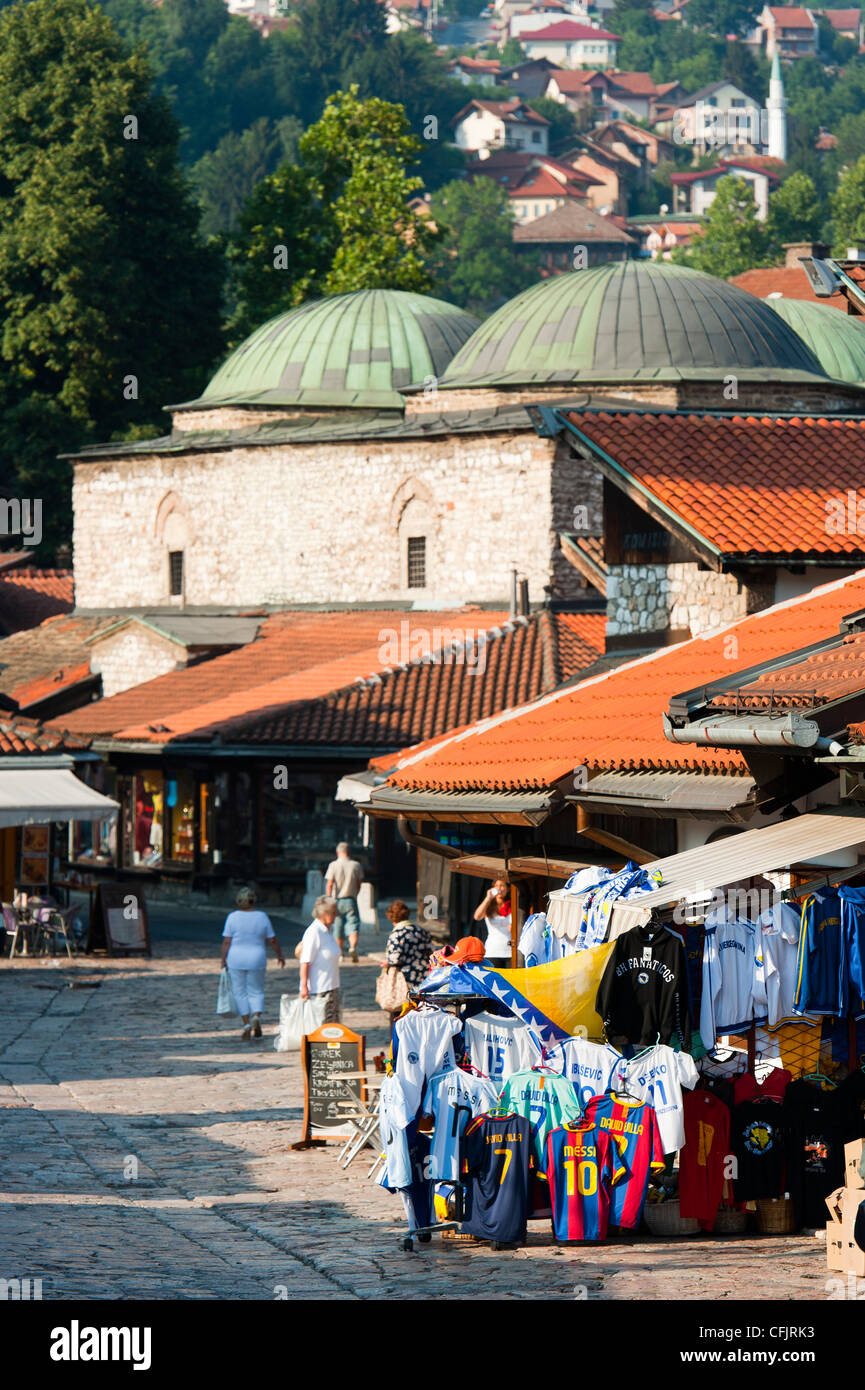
326,841,363,962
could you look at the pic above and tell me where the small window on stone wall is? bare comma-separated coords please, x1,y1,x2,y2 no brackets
169,550,184,597
407,536,426,589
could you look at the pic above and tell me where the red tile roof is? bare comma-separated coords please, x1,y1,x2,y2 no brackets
825,7,860,26
671,159,783,186
57,609,514,739
0,614,111,707
0,716,90,754
386,571,865,791
509,168,587,199
0,568,73,635
183,612,606,750
730,265,845,305
708,629,865,711
561,410,865,560
547,69,599,91
453,99,550,126
767,5,815,24
606,71,659,95
523,21,621,39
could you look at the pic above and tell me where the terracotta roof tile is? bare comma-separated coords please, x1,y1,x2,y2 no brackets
0,568,73,635
0,716,90,754
386,571,865,791
562,410,865,558
708,629,865,711
0,615,111,707
730,265,844,304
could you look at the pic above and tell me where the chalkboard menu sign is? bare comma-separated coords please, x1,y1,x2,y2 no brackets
300,1022,366,1145
86,883,151,956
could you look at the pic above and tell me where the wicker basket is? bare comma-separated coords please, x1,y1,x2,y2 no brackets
712,1206,748,1235
756,1196,796,1234
644,1199,700,1236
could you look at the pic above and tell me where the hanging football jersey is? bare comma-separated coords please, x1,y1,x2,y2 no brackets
378,1073,415,1190
678,1089,731,1232
583,1092,665,1229
700,907,767,1051
393,1010,462,1114
544,1036,623,1111
731,1099,787,1203
423,1068,501,1181
497,1068,582,1165
463,1012,543,1083
795,891,845,1016
462,1112,533,1244
596,920,691,1050
544,1119,628,1243
758,901,820,1031
783,1079,848,1229
609,1044,699,1154
518,912,564,968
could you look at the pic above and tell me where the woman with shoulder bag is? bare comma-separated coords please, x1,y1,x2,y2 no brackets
376,900,433,1019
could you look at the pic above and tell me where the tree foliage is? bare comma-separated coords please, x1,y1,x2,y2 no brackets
766,171,823,250
831,154,865,254
428,177,534,314
673,175,769,276
227,88,442,341
0,0,223,557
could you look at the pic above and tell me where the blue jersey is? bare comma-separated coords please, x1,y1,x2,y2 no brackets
840,886,865,1014
796,891,846,1015
423,1068,500,1181
462,1113,533,1244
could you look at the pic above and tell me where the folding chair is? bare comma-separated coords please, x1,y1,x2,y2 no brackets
32,905,76,959
2,903,24,957
337,1093,382,1170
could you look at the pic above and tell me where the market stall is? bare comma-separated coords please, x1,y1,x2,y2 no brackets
366,808,865,1261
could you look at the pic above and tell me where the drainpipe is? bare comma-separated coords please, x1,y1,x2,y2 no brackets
396,816,461,860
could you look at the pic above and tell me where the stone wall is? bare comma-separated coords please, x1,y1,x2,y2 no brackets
73,428,601,610
606,561,774,638
88,625,185,698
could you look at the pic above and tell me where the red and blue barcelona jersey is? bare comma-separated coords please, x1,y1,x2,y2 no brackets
545,1120,627,1243
583,1093,665,1229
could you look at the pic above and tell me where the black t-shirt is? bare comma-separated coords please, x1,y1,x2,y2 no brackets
835,1069,865,1142
731,1099,787,1202
595,923,691,1050
783,1080,847,1230
462,1112,533,1244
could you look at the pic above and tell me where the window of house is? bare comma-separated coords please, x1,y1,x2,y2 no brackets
407,536,426,589
169,550,184,596
531,130,541,143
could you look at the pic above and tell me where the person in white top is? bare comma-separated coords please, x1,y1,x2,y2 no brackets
299,895,342,1022
220,886,285,1041
473,878,512,967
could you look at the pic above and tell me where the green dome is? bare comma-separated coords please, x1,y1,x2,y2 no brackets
434,261,828,391
192,290,481,411
765,297,865,386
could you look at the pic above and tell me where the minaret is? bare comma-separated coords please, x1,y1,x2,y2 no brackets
767,51,787,162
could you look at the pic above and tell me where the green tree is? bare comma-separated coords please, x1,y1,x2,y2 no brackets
279,0,388,124
766,171,823,250
0,0,223,558
191,117,303,238
498,37,526,65
428,177,534,314
527,96,579,152
673,175,770,276
227,88,442,339
686,0,761,36
831,154,865,254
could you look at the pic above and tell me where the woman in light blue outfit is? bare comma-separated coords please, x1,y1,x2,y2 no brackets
220,887,285,1040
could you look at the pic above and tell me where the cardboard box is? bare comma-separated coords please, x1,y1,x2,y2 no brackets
826,1186,846,1224
840,1188,865,1226
845,1139,865,1190
826,1222,846,1271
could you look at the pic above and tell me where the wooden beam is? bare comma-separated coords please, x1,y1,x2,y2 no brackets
576,806,654,865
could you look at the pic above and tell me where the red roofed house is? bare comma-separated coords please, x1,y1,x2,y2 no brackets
468,151,598,222
671,156,785,220
519,19,621,68
447,56,502,87
451,98,550,155
824,7,862,41
756,4,819,57
729,240,846,306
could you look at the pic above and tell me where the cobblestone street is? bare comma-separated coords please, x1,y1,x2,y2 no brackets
0,910,846,1301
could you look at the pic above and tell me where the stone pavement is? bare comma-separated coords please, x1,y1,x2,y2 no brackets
0,922,850,1301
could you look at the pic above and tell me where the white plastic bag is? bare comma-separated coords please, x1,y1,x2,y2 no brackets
274,993,326,1051
217,967,236,1016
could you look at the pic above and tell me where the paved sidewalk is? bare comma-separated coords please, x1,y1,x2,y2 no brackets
0,937,849,1301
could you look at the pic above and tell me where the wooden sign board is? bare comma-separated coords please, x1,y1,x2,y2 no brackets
86,883,152,956
299,1022,366,1146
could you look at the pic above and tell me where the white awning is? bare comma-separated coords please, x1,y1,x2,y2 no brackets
0,769,119,828
548,807,865,939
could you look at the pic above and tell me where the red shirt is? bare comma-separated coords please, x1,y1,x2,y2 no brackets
678,1089,732,1231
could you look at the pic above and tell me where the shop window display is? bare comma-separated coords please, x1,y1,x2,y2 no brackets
68,764,117,866
165,772,195,864
130,773,163,868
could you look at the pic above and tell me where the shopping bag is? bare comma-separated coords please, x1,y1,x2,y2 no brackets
216,967,236,1015
375,964,408,1013
274,993,326,1051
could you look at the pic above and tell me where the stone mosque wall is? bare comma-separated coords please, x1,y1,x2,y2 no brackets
606,562,776,639
72,429,603,611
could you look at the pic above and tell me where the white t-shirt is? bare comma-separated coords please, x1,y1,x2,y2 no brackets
463,1012,542,1082
422,1068,501,1180
394,1011,462,1115
483,912,512,958
379,1073,414,1190
222,909,275,970
610,1045,699,1154
700,907,767,1050
299,920,341,994
544,1037,623,1112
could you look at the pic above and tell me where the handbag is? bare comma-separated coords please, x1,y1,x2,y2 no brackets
274,993,327,1051
216,966,236,1016
376,963,409,1012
